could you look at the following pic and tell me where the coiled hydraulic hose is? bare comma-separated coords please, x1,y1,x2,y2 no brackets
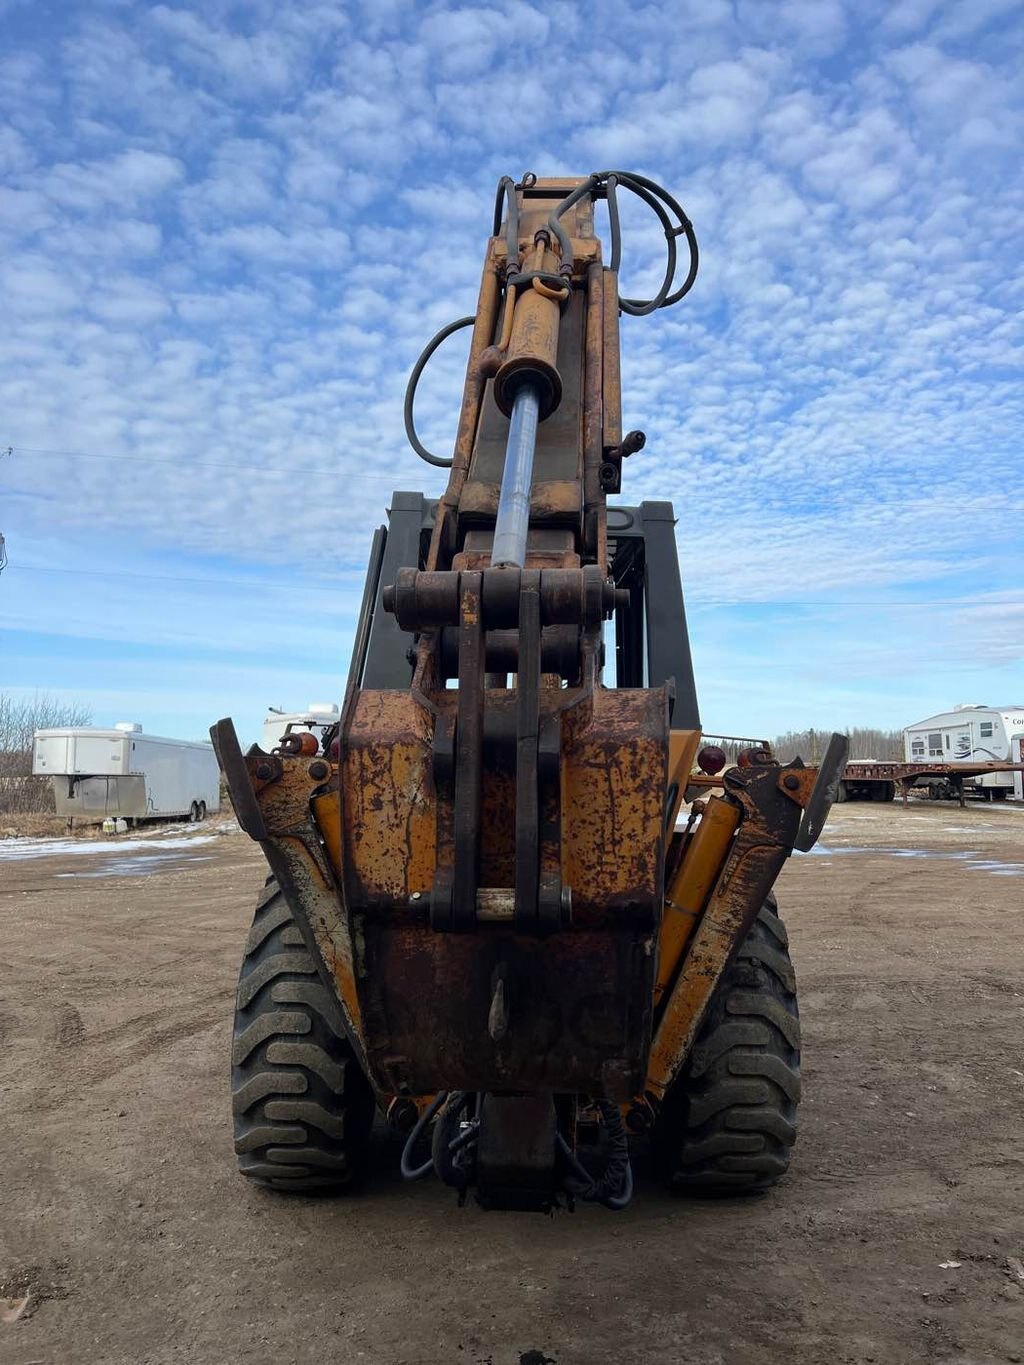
402,317,475,469
399,1091,449,1179
404,170,698,467
399,1090,632,1209
556,1100,634,1211
546,170,698,315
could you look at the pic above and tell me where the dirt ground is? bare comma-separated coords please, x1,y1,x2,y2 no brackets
2,801,1022,1365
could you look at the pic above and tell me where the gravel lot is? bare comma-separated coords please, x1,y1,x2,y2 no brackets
2,802,1022,1364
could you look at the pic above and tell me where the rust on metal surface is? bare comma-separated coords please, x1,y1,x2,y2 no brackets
424,247,501,570
666,729,702,832
322,679,670,1097
210,723,371,1089
777,765,817,807
457,479,583,526
601,267,622,454
646,759,807,1101
340,692,437,903
560,688,669,924
494,244,564,420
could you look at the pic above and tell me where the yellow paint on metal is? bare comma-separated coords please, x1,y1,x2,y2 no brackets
559,689,668,916
342,692,437,898
666,729,701,832
668,795,740,916
307,791,364,1039
312,788,343,881
647,829,787,1101
653,794,739,1009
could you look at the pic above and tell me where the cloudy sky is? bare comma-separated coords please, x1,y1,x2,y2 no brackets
2,0,1022,746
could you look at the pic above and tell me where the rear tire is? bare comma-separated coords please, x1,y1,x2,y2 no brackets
198,800,207,820
189,801,199,823
655,895,800,1197
231,878,376,1191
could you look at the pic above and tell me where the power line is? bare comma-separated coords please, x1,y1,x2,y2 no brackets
3,442,441,483
3,562,362,591
4,562,1019,608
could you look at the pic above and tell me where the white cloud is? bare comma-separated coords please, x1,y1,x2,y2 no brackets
1,0,1022,733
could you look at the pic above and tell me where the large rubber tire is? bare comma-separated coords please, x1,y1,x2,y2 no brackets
231,878,376,1191
656,895,800,1196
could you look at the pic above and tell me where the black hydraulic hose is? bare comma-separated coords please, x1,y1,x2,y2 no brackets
556,1134,634,1212
606,174,621,273
403,316,475,468
597,1100,634,1211
609,176,677,316
546,174,598,269
405,172,698,467
546,170,699,314
400,1091,448,1180
492,175,521,270
448,1121,480,1154
604,169,699,307
556,1100,634,1211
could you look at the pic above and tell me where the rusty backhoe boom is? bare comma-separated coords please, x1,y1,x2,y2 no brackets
213,172,846,1212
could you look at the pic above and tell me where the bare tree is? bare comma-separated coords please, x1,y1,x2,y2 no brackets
0,692,93,814
772,726,903,763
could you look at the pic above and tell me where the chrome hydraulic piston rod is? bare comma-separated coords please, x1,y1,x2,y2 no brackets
490,384,540,568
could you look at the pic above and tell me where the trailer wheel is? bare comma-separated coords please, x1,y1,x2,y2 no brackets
198,800,207,820
834,780,847,803
655,894,800,1197
188,801,199,823
231,878,375,1191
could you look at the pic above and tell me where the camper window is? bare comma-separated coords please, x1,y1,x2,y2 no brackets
980,722,994,737
911,739,925,757
928,732,942,756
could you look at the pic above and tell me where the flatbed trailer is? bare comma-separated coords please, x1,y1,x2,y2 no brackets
686,749,1024,809
837,760,1024,807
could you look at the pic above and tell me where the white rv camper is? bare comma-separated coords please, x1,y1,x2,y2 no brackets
262,703,339,753
903,704,1024,797
32,723,220,823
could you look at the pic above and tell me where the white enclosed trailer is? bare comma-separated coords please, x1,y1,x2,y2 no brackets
903,704,1024,796
32,723,220,823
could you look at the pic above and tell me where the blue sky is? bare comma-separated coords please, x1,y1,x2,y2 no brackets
1,0,1022,746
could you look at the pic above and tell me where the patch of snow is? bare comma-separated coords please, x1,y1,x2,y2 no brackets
0,833,218,862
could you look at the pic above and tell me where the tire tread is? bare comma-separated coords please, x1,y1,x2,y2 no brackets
231,879,374,1192
657,897,800,1197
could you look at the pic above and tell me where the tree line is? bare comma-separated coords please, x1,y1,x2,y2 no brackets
0,691,904,818
0,692,93,814
771,727,903,763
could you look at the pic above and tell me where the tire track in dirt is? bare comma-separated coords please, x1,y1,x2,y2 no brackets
10,1000,227,1116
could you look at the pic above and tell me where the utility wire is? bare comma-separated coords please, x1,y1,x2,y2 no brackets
2,443,441,483
4,562,363,590
4,562,1019,608
8,446,1012,521
0,447,9,573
